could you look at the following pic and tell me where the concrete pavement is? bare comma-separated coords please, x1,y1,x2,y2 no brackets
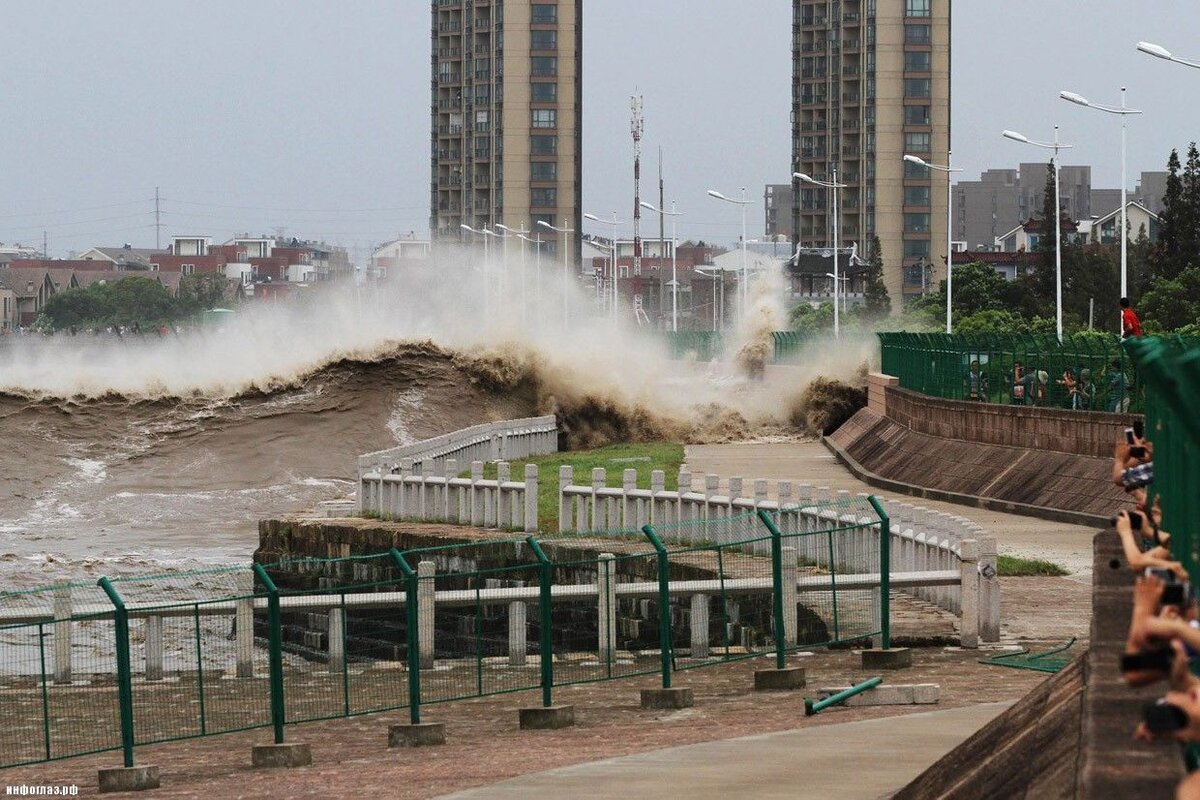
685,441,1097,579
440,702,1013,800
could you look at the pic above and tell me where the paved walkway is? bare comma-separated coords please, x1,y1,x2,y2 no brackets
686,441,1098,579
441,702,1012,800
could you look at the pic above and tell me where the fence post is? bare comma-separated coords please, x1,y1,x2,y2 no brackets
690,594,710,657
145,616,163,682
524,464,539,533
497,462,512,527
251,564,286,745
236,598,255,678
526,536,555,707
52,588,72,685
867,496,891,650
959,539,980,648
97,577,136,768
389,549,421,725
558,465,573,534
597,553,617,670
508,601,527,667
757,510,788,670
641,525,672,689
979,536,1001,643
417,561,435,668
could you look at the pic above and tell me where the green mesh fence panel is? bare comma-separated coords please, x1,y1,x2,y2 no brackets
0,581,121,767
661,331,724,362
258,552,411,725
875,331,1184,413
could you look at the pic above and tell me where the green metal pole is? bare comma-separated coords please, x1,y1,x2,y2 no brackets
868,496,891,650
804,676,882,715
252,563,286,744
757,510,787,670
526,537,555,708
641,525,672,689
97,577,135,768
389,548,421,725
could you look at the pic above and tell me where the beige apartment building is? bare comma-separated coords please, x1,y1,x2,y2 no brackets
431,0,581,262
792,0,950,305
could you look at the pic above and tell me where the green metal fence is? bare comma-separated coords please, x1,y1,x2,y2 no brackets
658,331,836,364
0,498,887,771
876,331,1179,413
1126,337,1200,581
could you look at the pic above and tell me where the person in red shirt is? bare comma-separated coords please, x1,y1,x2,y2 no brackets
1121,297,1143,338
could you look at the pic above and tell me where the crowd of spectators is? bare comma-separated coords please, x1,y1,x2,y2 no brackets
1112,421,1200,797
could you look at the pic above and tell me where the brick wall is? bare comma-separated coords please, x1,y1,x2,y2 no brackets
874,376,1138,459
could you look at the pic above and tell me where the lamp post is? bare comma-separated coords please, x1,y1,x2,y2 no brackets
1003,127,1074,342
1060,89,1142,332
794,169,848,338
706,188,750,316
584,212,624,319
497,223,530,323
824,272,850,315
537,218,574,327
694,267,725,331
640,200,682,332
1137,41,1200,70
460,223,491,320
903,154,963,334
518,232,544,311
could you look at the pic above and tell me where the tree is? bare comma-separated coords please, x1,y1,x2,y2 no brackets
178,273,229,312
1140,266,1200,332
1029,161,1059,315
1156,148,1187,280
789,301,834,332
862,235,891,320
1182,142,1200,267
944,261,1010,317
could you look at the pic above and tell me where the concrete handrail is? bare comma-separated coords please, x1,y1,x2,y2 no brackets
357,414,557,473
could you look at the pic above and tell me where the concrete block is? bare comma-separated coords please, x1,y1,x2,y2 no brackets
640,687,694,709
519,705,575,730
387,723,446,747
98,766,160,793
251,742,312,768
816,683,940,707
862,647,912,670
754,667,806,691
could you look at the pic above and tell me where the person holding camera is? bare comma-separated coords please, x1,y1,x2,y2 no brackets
1113,427,1154,507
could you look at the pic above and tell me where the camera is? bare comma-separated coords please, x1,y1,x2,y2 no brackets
1126,427,1137,445
1130,446,1148,459
1112,510,1145,530
1145,567,1193,607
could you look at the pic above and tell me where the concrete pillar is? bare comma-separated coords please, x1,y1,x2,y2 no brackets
959,539,980,648
650,470,666,524
145,615,163,682
399,458,413,519
524,464,539,533
470,461,484,526
728,476,744,502
690,594,710,658
754,479,769,506
413,461,427,520
497,462,512,528
677,468,692,523
592,468,607,530
979,536,1000,643
704,473,720,518
782,546,798,646
417,561,436,669
622,469,637,530
597,553,617,665
53,588,72,685
558,465,574,534
236,599,254,678
508,601,527,666
445,458,458,522
328,606,345,674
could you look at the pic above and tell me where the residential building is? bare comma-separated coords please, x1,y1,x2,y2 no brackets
370,234,433,279
431,0,582,266
791,0,951,306
764,184,795,239
994,216,1082,253
77,245,168,271
0,243,40,268
1086,201,1159,246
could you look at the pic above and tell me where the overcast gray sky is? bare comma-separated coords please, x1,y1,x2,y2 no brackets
4,1,1200,259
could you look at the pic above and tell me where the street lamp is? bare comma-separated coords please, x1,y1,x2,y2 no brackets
460,223,491,319
693,267,726,331
537,218,575,327
640,200,683,332
1060,89,1142,332
706,188,750,316
584,212,624,319
1137,41,1200,69
903,154,963,334
824,272,850,315
794,170,848,337
1003,127,1074,341
517,232,544,312
497,223,531,323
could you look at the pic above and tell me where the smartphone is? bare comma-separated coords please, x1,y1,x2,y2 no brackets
1129,510,1144,531
1134,420,1145,439
1125,427,1136,444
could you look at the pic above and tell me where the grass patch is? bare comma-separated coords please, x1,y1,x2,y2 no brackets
997,554,1069,577
463,442,685,533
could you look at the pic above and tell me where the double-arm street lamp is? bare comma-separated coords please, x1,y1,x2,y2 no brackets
794,169,848,338
537,219,575,327
1060,88,1141,331
1003,127,1074,342
639,200,682,332
903,154,963,334
706,188,750,316
584,212,624,319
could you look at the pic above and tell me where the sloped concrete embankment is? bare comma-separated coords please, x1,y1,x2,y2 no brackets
825,376,1135,526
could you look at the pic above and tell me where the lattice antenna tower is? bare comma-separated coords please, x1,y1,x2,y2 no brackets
631,94,644,276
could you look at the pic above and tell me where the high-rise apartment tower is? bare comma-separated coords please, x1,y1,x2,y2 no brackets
791,0,950,304
431,1,582,262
